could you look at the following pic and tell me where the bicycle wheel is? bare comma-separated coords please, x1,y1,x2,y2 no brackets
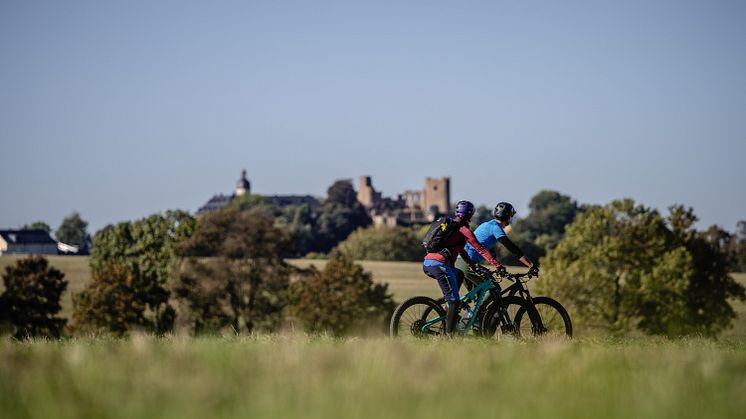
515,297,572,338
480,296,528,338
390,296,446,338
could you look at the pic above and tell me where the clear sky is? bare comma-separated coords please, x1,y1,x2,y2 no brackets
1,0,745,233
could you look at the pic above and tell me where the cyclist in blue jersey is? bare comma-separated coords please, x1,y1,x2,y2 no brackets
422,200,505,336
455,202,537,287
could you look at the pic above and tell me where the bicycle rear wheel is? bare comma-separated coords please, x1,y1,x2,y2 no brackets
390,296,446,338
515,297,572,338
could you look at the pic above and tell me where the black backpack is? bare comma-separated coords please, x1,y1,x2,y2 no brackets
422,217,458,254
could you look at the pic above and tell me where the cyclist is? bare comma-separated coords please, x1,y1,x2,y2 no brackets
422,200,505,336
455,201,536,287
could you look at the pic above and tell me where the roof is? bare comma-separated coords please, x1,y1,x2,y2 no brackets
0,229,57,245
197,194,234,214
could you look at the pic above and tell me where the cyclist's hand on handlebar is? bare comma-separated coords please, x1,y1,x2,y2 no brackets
494,265,508,277
527,265,540,277
471,264,492,278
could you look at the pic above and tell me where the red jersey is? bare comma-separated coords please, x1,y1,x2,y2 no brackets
424,224,502,269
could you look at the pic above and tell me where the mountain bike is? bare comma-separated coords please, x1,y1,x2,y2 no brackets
389,269,572,338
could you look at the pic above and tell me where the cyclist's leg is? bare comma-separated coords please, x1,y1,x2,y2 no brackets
423,260,461,335
455,257,481,289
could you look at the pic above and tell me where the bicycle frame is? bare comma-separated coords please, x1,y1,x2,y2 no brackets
419,276,512,335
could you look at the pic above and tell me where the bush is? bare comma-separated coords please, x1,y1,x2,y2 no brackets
288,252,395,336
335,226,423,261
0,256,67,339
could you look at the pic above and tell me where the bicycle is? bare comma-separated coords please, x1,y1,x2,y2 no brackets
389,269,572,338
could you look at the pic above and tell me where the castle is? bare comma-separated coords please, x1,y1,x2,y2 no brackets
198,171,451,227
357,175,451,227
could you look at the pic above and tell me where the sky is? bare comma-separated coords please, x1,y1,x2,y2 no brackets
1,0,745,234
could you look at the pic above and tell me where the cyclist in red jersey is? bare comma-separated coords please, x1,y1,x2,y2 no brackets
422,200,506,336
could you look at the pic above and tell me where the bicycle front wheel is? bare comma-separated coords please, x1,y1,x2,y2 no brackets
480,296,528,338
515,297,572,338
390,296,446,338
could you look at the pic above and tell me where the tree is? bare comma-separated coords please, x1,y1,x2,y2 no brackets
315,180,372,253
0,256,67,339
72,261,147,336
667,206,746,335
79,210,195,334
288,252,395,336
56,212,90,252
513,190,581,252
229,194,318,257
537,199,745,336
20,222,51,233
472,205,493,226
730,220,746,272
335,226,423,261
172,208,291,335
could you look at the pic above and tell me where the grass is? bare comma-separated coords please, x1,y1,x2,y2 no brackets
1,256,746,418
1,335,745,419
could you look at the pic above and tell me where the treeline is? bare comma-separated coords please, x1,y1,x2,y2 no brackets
3,184,745,339
0,209,394,339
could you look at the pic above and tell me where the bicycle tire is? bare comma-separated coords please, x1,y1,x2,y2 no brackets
515,297,572,338
480,296,529,338
390,296,446,338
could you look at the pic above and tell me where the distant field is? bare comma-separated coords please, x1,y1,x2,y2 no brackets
1,256,745,339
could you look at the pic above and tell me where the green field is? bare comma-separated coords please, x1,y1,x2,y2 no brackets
2,256,746,418
1,336,745,419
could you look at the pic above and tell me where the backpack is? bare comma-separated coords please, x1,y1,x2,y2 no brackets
422,217,458,254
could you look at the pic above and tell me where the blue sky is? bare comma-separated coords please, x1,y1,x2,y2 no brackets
1,0,744,233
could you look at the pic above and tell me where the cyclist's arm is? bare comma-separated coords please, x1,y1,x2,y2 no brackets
497,236,533,268
460,226,503,269
457,248,479,270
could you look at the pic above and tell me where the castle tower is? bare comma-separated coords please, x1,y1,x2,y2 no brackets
235,169,251,196
357,176,375,208
423,177,450,215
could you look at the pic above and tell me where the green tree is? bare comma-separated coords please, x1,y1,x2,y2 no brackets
513,190,581,252
0,256,67,339
316,180,372,253
230,194,317,257
55,212,90,251
20,221,51,233
472,205,493,226
172,208,291,335
72,261,147,336
335,226,423,261
81,210,195,334
538,199,745,336
288,252,395,336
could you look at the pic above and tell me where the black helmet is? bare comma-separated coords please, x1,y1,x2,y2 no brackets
493,202,516,221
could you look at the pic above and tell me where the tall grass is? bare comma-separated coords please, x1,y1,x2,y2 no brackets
2,335,745,419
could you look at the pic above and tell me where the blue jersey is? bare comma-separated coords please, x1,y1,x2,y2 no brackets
464,220,506,262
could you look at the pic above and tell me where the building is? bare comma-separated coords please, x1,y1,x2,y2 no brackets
0,229,58,256
356,175,451,227
197,170,320,214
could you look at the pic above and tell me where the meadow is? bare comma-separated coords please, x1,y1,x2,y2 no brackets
1,256,746,419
